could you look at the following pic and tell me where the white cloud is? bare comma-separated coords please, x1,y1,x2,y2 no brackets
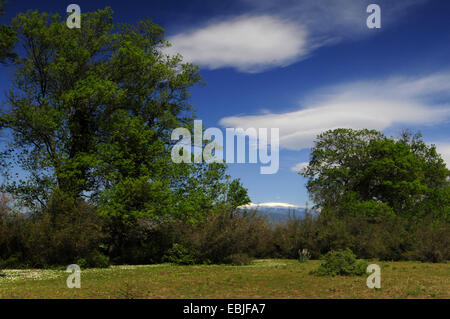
166,15,308,73
291,162,309,173
165,0,427,72
219,73,450,150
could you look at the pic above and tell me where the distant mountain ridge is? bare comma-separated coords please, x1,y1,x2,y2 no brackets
238,202,315,224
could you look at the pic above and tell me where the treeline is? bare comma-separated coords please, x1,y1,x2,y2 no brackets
157,205,449,264
1,196,448,269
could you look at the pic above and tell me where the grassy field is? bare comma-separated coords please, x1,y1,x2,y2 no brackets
0,259,448,299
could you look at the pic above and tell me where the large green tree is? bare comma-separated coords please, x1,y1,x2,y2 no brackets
0,7,249,228
302,128,449,218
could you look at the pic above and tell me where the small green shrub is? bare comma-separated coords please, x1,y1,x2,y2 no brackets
163,243,196,265
311,248,367,276
76,251,109,268
76,258,88,269
87,251,110,268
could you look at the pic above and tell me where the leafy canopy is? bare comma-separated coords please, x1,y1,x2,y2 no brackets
302,128,449,218
0,1,17,64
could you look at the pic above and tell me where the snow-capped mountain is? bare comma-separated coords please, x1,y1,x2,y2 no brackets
238,202,314,224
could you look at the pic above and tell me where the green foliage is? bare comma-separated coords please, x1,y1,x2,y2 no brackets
0,197,448,267
163,243,196,265
86,251,110,268
23,191,106,267
302,128,385,209
0,190,107,268
226,179,251,209
76,258,88,269
190,209,272,264
302,129,449,219
311,249,367,276
0,7,202,210
0,193,28,267
77,251,110,269
296,128,449,263
272,212,319,259
0,1,17,64
406,220,450,263
157,209,271,265
0,6,250,261
272,208,448,263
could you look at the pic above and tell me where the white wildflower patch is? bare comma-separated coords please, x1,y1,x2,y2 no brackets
0,269,61,283
109,264,170,270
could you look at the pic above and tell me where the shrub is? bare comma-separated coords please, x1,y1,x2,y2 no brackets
87,250,110,268
272,213,321,259
189,209,273,264
407,220,450,263
163,243,196,265
157,209,273,265
76,258,88,269
0,194,28,268
311,248,367,276
24,191,106,267
104,217,174,265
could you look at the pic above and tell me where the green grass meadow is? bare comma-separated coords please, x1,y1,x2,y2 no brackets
0,259,448,299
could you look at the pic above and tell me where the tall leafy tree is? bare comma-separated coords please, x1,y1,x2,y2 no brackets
1,7,196,204
0,7,249,229
302,128,449,218
302,128,385,209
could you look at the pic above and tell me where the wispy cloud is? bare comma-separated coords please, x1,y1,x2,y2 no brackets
166,0,426,72
219,72,450,150
165,15,308,73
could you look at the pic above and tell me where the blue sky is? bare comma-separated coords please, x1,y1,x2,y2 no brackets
1,0,450,206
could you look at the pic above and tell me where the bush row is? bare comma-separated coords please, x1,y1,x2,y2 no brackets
0,197,448,268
